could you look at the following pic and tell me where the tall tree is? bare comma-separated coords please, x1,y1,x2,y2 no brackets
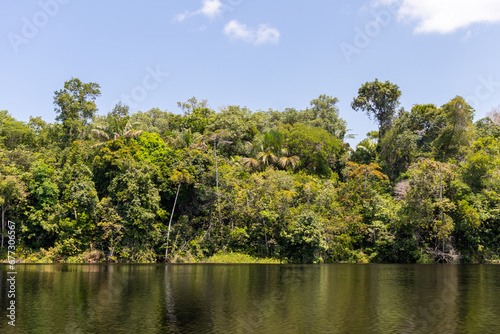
351,79,401,140
304,94,347,139
402,159,457,257
407,104,444,152
177,97,215,134
284,124,341,178
432,96,474,160
54,78,101,145
379,111,419,180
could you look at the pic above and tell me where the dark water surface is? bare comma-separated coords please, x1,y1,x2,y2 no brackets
1,264,499,333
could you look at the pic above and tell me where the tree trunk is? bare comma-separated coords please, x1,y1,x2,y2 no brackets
215,137,222,235
263,220,268,255
440,170,444,253
165,182,181,261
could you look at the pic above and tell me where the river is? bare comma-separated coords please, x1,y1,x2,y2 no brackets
0,264,499,333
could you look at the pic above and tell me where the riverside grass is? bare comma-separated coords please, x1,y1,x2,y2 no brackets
6,249,282,264
197,252,282,264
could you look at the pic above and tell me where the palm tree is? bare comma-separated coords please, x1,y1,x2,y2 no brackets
240,156,260,169
92,115,142,145
351,137,377,164
257,150,278,167
167,129,206,150
278,154,300,169
242,130,299,171
240,140,263,170
347,162,388,191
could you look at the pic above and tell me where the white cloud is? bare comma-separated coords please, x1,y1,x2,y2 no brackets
375,0,500,34
255,24,281,45
223,20,280,45
174,10,191,22
223,20,254,42
174,0,222,22
199,0,223,19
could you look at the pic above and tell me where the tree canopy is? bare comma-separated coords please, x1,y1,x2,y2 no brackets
0,77,499,265
352,79,401,140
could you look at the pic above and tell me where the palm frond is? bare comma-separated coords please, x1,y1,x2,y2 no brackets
91,129,110,141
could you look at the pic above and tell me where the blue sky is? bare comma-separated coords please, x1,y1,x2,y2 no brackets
1,0,500,145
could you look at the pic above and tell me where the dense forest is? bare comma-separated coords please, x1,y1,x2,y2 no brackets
1,78,499,264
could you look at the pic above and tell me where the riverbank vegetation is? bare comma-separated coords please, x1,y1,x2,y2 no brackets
1,78,499,264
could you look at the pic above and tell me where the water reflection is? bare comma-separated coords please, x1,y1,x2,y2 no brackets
0,264,499,333
164,266,179,333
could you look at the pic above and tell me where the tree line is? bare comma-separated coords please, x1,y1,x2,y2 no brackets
1,77,499,263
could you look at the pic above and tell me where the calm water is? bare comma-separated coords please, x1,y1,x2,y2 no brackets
1,264,499,333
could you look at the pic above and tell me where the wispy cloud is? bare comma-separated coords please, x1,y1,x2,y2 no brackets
223,20,280,45
374,0,500,34
174,0,223,22
174,11,191,22
174,1,281,46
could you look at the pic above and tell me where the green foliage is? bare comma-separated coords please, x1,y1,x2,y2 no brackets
129,108,173,134
92,103,143,144
54,78,101,145
432,96,474,160
460,137,500,191
0,171,27,251
108,159,162,252
2,78,500,264
241,129,300,171
352,79,401,139
265,95,346,140
351,137,377,165
475,117,500,139
177,97,215,134
407,104,443,151
380,111,419,180
134,132,171,163
0,110,33,149
199,251,281,263
207,105,265,157
303,94,347,139
281,211,326,263
401,159,457,256
346,162,389,192
284,123,341,178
